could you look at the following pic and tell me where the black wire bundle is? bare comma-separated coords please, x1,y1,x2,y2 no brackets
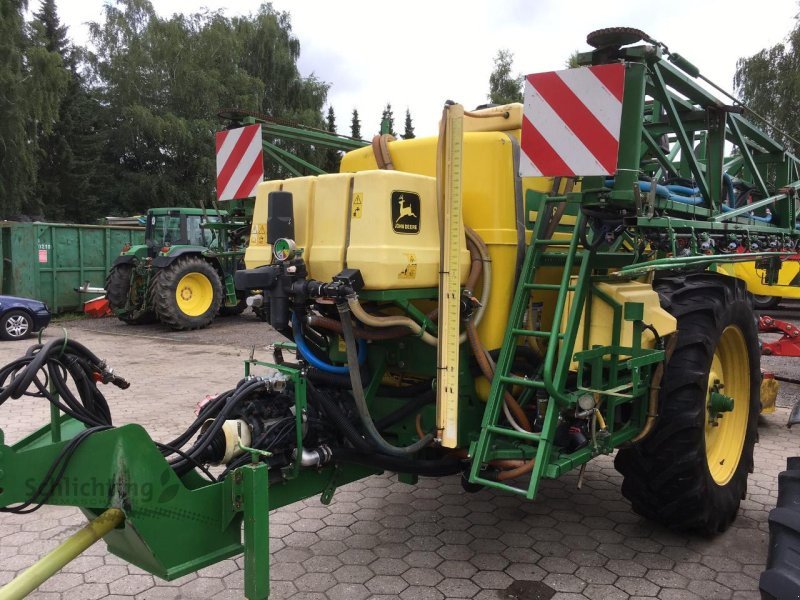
163,377,271,479
0,338,115,427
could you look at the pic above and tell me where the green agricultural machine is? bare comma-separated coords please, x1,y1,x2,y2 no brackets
106,206,249,330
106,206,248,328
1,28,799,599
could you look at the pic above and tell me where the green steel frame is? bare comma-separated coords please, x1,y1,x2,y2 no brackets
468,36,800,498
222,110,369,178
0,355,377,599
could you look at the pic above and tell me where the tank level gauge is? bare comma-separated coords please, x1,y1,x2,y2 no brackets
273,238,298,262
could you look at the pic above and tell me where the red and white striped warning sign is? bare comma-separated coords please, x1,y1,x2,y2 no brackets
520,63,625,177
215,124,264,201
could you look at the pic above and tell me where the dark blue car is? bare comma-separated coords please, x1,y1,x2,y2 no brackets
0,295,51,340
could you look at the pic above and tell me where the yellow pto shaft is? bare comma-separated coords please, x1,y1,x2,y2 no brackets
0,508,124,600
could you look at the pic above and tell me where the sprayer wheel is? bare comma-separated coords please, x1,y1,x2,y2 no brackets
614,272,760,534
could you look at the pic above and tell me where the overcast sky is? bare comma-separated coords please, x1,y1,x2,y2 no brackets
53,0,799,137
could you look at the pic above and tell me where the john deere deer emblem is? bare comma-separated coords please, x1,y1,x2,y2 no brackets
391,191,420,234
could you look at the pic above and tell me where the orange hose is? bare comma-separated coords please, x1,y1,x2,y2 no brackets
371,134,395,170
497,459,535,481
465,319,531,431
447,448,533,478
308,315,408,340
415,414,426,440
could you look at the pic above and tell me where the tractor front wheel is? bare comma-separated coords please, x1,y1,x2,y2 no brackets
105,264,156,325
614,273,760,534
151,257,223,330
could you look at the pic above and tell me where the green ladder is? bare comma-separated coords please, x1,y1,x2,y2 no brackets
468,198,595,499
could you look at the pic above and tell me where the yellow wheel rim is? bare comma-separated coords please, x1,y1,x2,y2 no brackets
705,325,750,486
175,273,213,317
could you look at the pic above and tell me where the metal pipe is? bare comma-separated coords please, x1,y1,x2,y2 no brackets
0,508,124,600
629,334,678,444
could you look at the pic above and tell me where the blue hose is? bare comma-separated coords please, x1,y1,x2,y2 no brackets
665,184,700,196
604,179,704,205
292,314,367,374
720,203,773,223
723,173,736,207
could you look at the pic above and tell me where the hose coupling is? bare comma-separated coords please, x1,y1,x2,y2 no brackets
295,445,333,468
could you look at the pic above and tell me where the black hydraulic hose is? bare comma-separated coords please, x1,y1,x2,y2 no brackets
338,301,433,456
331,448,464,477
376,379,434,398
307,366,371,389
374,392,435,431
306,382,372,453
1,426,112,514
169,378,265,472
0,338,114,427
162,388,236,451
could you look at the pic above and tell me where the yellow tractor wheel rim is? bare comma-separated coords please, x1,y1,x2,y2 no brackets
175,273,213,317
705,325,750,486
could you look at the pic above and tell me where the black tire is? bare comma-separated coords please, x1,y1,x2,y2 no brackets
151,257,223,330
0,309,32,340
219,295,247,317
105,264,156,325
253,301,269,322
752,294,781,310
760,457,800,600
614,273,760,534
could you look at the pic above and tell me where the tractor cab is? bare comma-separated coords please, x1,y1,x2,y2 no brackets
144,208,227,255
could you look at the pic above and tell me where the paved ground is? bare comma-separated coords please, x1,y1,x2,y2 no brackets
0,306,797,600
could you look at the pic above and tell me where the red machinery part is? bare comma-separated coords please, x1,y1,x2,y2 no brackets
83,297,112,318
759,315,800,357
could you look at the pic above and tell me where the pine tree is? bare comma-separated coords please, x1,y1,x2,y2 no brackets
350,108,361,139
31,0,104,222
0,0,68,217
33,0,68,56
380,103,396,136
402,108,415,140
324,106,341,173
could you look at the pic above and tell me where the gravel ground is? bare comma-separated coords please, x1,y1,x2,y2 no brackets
0,305,797,600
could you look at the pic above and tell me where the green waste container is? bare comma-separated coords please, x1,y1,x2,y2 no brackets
0,222,145,313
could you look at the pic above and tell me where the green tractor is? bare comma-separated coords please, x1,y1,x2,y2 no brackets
106,207,248,330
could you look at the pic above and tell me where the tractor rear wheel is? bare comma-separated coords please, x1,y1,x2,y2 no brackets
151,257,223,330
105,264,156,325
614,273,760,534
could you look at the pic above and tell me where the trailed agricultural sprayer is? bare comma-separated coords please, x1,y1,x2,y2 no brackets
1,28,799,600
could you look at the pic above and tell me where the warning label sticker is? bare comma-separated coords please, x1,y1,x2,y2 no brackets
398,254,417,279
38,249,48,263
352,193,363,219
255,223,267,246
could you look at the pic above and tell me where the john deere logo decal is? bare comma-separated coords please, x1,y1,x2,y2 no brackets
392,191,420,234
